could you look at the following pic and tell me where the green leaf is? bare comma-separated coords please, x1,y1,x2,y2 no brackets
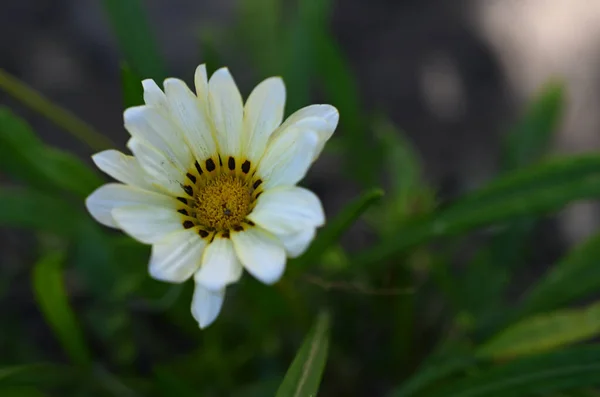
32,252,92,367
425,345,600,397
316,32,381,184
237,0,283,76
351,154,600,268
478,301,600,360
290,188,384,273
0,69,112,150
368,116,432,235
121,63,144,108
0,188,81,235
0,364,69,387
283,0,331,113
503,81,564,171
0,108,102,197
522,231,600,315
102,0,166,80
275,311,331,397
388,356,476,397
0,386,47,397
462,82,564,328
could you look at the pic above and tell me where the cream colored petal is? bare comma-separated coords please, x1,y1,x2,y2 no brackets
163,78,217,162
195,237,243,291
191,283,225,329
248,186,324,235
278,228,317,258
257,128,319,189
92,149,153,190
194,64,209,102
275,104,339,161
128,138,186,196
112,205,184,244
149,229,206,282
231,227,286,285
208,67,244,157
141,79,168,110
243,77,285,163
124,106,193,169
86,183,176,228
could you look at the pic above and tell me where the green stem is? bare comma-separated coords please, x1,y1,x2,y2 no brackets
0,68,114,151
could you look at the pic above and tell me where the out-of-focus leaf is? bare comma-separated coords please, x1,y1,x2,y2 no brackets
283,0,331,113
368,116,432,235
121,63,144,108
102,0,166,80
275,312,330,397
0,364,68,387
291,188,384,274
522,231,600,315
424,345,600,397
237,0,282,76
199,28,222,77
0,108,102,197
32,252,91,367
503,81,564,171
0,69,112,150
316,32,381,183
460,82,564,334
0,188,81,235
153,367,198,397
352,154,600,268
0,386,46,397
478,301,600,360
233,379,280,397
389,355,477,397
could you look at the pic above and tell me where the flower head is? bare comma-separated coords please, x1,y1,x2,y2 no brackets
85,64,338,328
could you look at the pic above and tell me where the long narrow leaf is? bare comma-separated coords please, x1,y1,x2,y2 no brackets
351,155,600,268
0,188,81,235
102,0,166,80
32,252,92,367
275,312,331,397
478,301,600,359
522,231,600,315
0,108,102,197
291,188,384,273
425,345,600,397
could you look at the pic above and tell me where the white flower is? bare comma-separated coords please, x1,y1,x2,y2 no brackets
85,64,338,328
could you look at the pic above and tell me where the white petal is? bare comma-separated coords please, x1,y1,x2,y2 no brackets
149,229,206,282
92,149,154,190
257,128,319,189
128,138,186,196
248,186,324,235
195,237,243,291
142,79,168,110
86,183,176,228
279,228,317,258
191,283,225,329
277,104,339,161
163,78,217,162
208,67,243,157
243,77,285,163
231,227,286,285
112,205,184,244
194,64,209,101
124,106,193,169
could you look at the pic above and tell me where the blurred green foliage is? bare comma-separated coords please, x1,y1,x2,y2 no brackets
1,0,600,396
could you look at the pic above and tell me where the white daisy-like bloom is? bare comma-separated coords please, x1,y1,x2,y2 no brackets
85,64,338,328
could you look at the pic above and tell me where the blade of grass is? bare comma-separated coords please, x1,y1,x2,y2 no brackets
0,69,112,150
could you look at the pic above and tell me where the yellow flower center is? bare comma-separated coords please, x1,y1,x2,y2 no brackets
194,175,252,230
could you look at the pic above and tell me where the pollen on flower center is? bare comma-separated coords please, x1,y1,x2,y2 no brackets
194,175,252,230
